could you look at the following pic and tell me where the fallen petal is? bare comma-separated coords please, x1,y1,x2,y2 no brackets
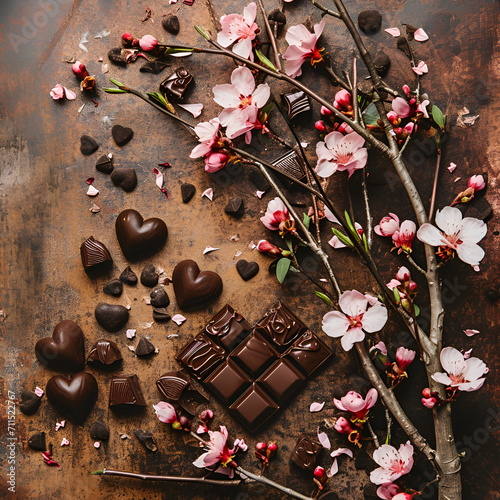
464,348,473,359
94,441,101,448
60,437,70,446
255,190,265,199
248,241,256,250
203,246,220,255
317,429,331,449
234,251,243,258
300,142,309,148
464,329,480,337
448,162,457,173
87,185,99,196
412,61,428,75
414,28,429,42
141,322,154,329
89,203,100,213
78,103,86,114
178,103,203,117
229,234,239,242
202,188,213,201
86,177,95,185
170,52,193,57
327,458,338,477
63,86,77,100
35,387,44,398
172,314,187,326
385,27,401,37
154,169,164,189
42,451,60,468
330,447,353,459
310,402,325,412
126,329,136,339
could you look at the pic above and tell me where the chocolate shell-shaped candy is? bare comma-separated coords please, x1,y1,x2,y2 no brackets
95,154,114,174
80,236,113,275
281,90,311,121
160,67,193,99
87,339,122,367
109,374,147,408
271,149,306,181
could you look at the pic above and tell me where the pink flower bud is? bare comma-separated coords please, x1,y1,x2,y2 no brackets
320,105,333,116
394,127,403,135
139,35,158,52
334,89,352,108
72,61,88,80
313,466,325,478
256,442,267,452
402,84,410,96
256,239,282,256
409,98,417,105
122,32,133,46
132,38,140,47
374,213,400,237
154,401,178,424
334,416,353,434
338,122,354,134
392,220,416,254
396,347,416,371
179,416,191,429
396,266,411,282
422,388,432,398
468,175,485,192
422,397,437,409
370,341,388,355
199,409,214,422
205,152,230,173
267,442,277,453
387,111,399,124
404,122,417,135
408,281,417,292
315,120,326,132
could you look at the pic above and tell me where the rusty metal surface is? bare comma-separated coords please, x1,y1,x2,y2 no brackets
0,0,499,499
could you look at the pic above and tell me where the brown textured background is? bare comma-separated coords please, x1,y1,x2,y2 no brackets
0,0,499,499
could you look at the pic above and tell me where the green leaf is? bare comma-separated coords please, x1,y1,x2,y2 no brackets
103,88,127,93
413,304,420,317
315,291,334,307
147,92,168,108
194,25,210,40
362,102,380,126
432,105,446,130
393,287,401,303
255,50,278,72
344,211,360,241
109,77,124,87
276,258,291,283
331,228,353,247
303,213,311,230
362,232,369,252
289,265,300,273
260,101,275,116
164,47,194,54
284,234,294,253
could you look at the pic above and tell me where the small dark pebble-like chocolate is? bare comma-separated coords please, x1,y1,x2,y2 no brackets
485,284,500,303
103,279,123,297
120,266,138,285
153,308,171,322
133,429,157,452
112,125,134,147
28,432,46,451
373,52,391,75
108,47,127,65
95,154,114,174
162,14,180,34
135,337,156,357
249,171,271,193
225,197,244,216
358,10,382,34
95,303,129,332
140,61,169,74
19,389,41,415
80,135,99,155
268,9,286,33
110,168,137,192
141,264,159,287
150,287,170,307
236,260,259,281
90,421,109,441
181,183,196,203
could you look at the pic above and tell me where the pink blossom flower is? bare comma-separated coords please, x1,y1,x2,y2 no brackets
392,220,416,254
334,416,354,434
260,197,293,231
282,19,326,78
334,89,352,110
412,61,428,75
396,347,416,371
190,119,222,159
193,425,235,468
422,396,437,408
418,99,430,118
205,152,230,173
50,84,76,100
72,61,88,80
386,279,401,290
371,341,388,356
370,441,414,485
375,213,400,237
217,2,259,61
153,401,178,423
139,35,158,52
396,266,411,282
334,389,378,420
417,206,487,266
391,97,412,118
213,66,270,140
468,175,485,192
377,483,403,500
322,290,388,351
316,131,368,178
431,347,488,392
404,122,417,135
256,239,282,256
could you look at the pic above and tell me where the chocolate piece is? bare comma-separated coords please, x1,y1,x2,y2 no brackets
249,171,271,193
116,209,168,261
95,154,114,174
150,287,169,307
236,260,259,281
358,10,382,34
268,9,286,34
160,67,193,99
108,47,127,65
281,91,311,121
87,339,122,367
291,434,322,471
90,421,109,441
373,52,391,75
230,331,278,378
205,359,253,405
110,168,137,192
35,320,85,372
95,303,129,332
284,331,332,376
176,333,225,380
140,61,169,74
120,266,138,285
28,432,46,451
109,374,147,407
204,304,251,351
112,124,134,147
141,264,159,287
46,372,98,424
225,197,244,216
229,384,279,432
255,301,306,351
258,358,305,403
485,284,500,303
103,278,123,297
152,308,171,322
135,337,156,357
162,14,180,34
19,389,41,415
80,135,99,155
133,429,157,452
80,236,113,275
271,150,305,181
181,183,196,203
172,260,223,310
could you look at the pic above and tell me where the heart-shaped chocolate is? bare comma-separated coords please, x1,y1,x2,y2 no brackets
95,303,129,332
80,135,99,155
116,209,168,261
46,372,98,424
35,320,85,371
112,124,134,146
236,260,259,281
172,260,223,310
110,168,137,192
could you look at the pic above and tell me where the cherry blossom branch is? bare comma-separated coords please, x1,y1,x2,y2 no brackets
310,0,340,19
365,420,380,448
406,254,427,276
429,135,443,221
256,0,282,71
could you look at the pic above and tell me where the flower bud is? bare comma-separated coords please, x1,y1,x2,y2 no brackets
171,421,182,430
72,61,88,80
334,416,353,434
256,442,267,452
179,416,191,430
256,239,282,256
139,35,158,52
408,280,417,292
132,38,140,47
313,466,325,478
387,111,399,124
315,120,326,132
402,84,410,96
338,122,354,134
394,127,403,135
422,397,437,409
205,151,230,173
468,174,485,193
122,32,133,47
199,409,214,422
334,89,352,109
267,442,277,453
422,388,432,398
396,347,416,371
409,98,417,105
374,214,399,237
320,105,333,116
404,122,417,135
396,266,411,282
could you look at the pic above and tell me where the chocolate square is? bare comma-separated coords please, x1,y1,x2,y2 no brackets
204,359,253,405
258,358,306,404
176,333,225,380
230,331,278,377
284,331,333,376
204,304,252,351
109,374,147,407
281,90,311,121
290,434,323,471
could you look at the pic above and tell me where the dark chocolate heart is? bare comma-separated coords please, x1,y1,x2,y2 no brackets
236,260,259,281
19,389,41,415
80,135,99,155
172,260,223,310
110,168,137,192
46,372,98,424
28,432,46,451
95,303,129,332
80,236,113,275
103,278,123,297
95,154,114,174
150,287,169,307
115,209,168,261
120,266,138,285
112,125,134,146
35,320,85,371
225,197,244,216
141,264,159,287
181,183,196,203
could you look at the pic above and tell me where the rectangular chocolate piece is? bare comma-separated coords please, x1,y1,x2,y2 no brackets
230,331,278,378
109,374,147,407
176,333,225,380
204,304,252,351
290,434,323,471
257,358,306,404
271,150,306,181
204,359,253,406
284,330,332,376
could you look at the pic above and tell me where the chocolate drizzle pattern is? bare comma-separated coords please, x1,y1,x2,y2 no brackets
109,374,146,407
176,334,225,380
80,236,112,273
291,434,322,471
160,67,193,99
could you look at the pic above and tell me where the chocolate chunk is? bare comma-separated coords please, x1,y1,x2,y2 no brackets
28,432,46,451
290,434,322,471
116,209,168,261
46,372,98,424
140,61,169,74
358,10,382,34
281,91,311,121
35,320,85,372
225,197,244,216
90,421,109,441
397,36,413,60
152,308,171,322
205,359,253,405
133,429,157,452
120,266,138,285
103,278,123,297
80,236,113,275
249,171,271,193
80,135,99,155
87,339,122,367
236,260,259,281
112,125,134,146
95,154,114,174
271,150,305,181
162,14,180,34
373,52,391,75
108,47,127,65
181,183,196,203
110,168,137,192
258,358,306,404
204,304,252,351
284,331,332,376
109,374,147,407
19,389,41,415
176,333,225,380
172,260,223,310
141,264,159,287
95,303,129,332
160,67,193,99
268,9,286,34
231,331,278,377
150,287,169,307
135,337,156,357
